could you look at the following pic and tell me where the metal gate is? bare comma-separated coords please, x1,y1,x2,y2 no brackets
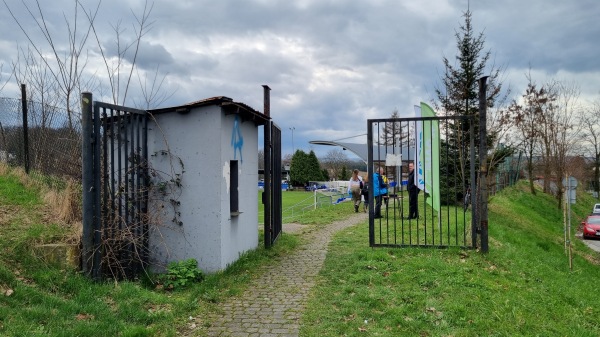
263,120,282,248
82,94,149,280
367,114,477,249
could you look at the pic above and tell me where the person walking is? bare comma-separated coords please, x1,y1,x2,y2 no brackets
347,169,363,213
373,167,387,219
361,175,369,212
407,162,420,219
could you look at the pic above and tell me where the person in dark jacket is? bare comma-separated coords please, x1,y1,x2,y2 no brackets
407,162,420,219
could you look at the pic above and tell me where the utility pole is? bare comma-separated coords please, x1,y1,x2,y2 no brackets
289,127,295,153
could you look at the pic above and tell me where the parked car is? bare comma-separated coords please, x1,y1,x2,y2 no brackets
582,215,600,239
593,203,600,214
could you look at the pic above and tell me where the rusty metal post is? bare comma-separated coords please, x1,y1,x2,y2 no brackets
478,77,489,253
81,92,94,275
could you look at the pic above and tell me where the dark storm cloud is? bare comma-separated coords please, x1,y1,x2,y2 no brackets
1,0,599,157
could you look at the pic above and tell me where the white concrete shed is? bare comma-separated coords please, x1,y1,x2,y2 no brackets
146,96,270,273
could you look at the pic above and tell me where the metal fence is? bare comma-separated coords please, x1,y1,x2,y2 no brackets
0,96,81,181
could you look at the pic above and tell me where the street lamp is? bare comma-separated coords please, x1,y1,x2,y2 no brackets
289,127,295,154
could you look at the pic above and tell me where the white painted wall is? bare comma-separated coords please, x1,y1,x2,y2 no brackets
146,105,259,273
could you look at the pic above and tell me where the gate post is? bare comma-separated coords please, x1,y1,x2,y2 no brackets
262,85,272,247
81,92,95,276
478,77,489,253
20,84,29,174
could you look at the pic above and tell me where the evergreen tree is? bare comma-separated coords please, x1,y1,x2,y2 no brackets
322,169,330,181
434,9,506,200
290,150,325,185
338,166,350,180
307,150,324,181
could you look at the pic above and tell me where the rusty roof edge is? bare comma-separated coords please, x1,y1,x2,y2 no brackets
221,101,271,125
148,96,233,114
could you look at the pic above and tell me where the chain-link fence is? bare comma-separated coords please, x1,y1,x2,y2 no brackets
0,97,82,181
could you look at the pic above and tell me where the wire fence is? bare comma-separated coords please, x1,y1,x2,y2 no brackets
0,97,82,182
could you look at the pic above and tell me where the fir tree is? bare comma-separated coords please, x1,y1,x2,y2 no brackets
434,9,506,198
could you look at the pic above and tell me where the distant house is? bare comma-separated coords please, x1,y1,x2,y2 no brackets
146,96,270,273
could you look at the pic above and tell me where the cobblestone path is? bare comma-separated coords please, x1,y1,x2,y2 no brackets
196,213,368,337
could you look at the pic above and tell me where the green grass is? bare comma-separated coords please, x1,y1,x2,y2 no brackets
301,181,600,336
0,169,302,336
3,169,600,336
259,190,354,225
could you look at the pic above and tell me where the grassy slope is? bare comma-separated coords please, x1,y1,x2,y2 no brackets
2,170,600,336
301,181,600,337
0,170,302,337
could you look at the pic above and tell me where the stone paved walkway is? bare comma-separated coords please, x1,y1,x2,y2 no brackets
196,212,368,337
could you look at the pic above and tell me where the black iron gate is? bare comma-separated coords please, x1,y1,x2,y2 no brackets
263,120,282,248
82,93,149,280
367,114,477,249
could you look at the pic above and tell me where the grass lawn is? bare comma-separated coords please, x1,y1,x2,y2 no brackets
1,165,600,336
301,181,600,336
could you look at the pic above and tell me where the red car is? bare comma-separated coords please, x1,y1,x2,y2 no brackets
582,215,600,239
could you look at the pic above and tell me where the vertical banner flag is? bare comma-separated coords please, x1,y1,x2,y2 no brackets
415,103,440,212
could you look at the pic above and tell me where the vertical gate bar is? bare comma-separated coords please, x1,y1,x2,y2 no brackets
101,108,109,279
478,77,489,253
409,120,414,246
387,122,392,245
134,114,141,275
399,121,405,245
121,111,127,276
422,119,427,246
367,120,374,247
377,123,382,244
263,120,272,247
392,120,397,245
446,118,455,246
117,112,123,272
92,102,102,280
141,112,149,268
470,116,477,248
109,108,116,259
81,92,94,276
128,113,136,278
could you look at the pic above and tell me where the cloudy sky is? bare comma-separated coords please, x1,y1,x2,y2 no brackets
1,0,599,159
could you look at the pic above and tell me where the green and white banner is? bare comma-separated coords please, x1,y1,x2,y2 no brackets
415,102,440,212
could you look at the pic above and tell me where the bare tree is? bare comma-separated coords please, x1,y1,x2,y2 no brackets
581,99,600,199
86,0,155,106
133,64,176,109
12,46,62,126
508,74,552,194
379,109,409,146
3,0,101,129
0,63,13,94
550,81,582,208
321,148,349,180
